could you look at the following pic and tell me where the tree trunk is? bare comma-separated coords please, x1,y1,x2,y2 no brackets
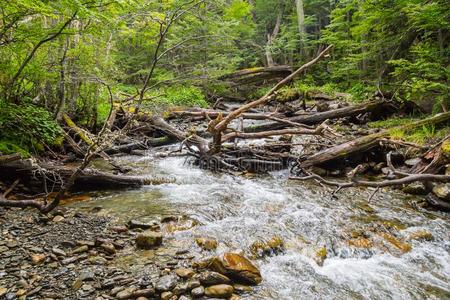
300,112,450,168
244,100,391,133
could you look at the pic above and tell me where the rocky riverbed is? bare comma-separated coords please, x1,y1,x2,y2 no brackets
0,207,261,300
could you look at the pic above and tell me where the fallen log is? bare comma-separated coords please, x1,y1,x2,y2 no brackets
169,109,284,121
104,136,176,155
0,153,21,165
244,100,392,132
300,112,450,168
0,159,161,192
146,115,210,154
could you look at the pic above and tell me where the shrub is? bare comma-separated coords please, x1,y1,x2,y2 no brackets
0,100,63,156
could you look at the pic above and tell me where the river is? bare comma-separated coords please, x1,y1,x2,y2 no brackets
69,151,450,299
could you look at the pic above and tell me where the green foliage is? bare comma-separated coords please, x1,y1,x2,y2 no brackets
369,116,450,145
144,85,208,110
0,100,63,155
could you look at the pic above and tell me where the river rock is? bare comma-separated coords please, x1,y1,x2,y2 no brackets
191,286,204,297
405,158,421,167
408,230,433,241
175,268,195,278
250,236,284,257
204,284,234,298
432,184,450,201
402,183,427,195
0,287,7,297
155,274,178,292
199,271,231,286
128,219,159,230
53,215,65,222
161,291,173,300
31,253,46,265
233,284,253,293
209,253,262,285
136,231,163,249
195,237,218,250
187,279,201,290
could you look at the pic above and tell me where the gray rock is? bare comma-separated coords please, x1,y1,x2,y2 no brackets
191,286,205,297
405,158,421,167
155,274,178,292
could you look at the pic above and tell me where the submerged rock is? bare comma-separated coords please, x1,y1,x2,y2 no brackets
204,284,234,298
250,236,284,258
136,231,163,249
195,237,218,250
209,253,262,285
408,230,433,241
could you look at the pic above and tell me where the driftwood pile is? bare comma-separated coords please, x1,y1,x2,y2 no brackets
1,45,449,212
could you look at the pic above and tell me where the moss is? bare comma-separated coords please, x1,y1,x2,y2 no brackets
442,139,450,157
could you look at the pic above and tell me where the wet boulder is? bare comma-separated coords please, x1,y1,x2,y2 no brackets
209,253,262,285
135,231,163,249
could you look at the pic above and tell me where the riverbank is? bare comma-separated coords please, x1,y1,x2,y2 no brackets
0,206,260,300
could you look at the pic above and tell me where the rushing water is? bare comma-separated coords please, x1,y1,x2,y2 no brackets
69,151,450,300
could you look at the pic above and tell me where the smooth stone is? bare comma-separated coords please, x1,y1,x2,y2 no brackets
52,215,65,222
100,243,116,254
155,274,178,292
128,220,158,230
31,253,46,265
160,291,173,300
209,253,262,285
204,284,234,298
199,271,231,286
173,282,188,295
178,296,191,300
116,289,134,299
52,247,66,257
0,287,7,297
136,231,163,249
405,158,421,167
233,284,253,293
195,238,218,250
191,286,204,297
175,268,195,278
72,245,89,254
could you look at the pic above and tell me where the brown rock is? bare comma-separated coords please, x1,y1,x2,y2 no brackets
175,268,195,278
408,230,433,241
195,238,218,250
204,284,234,298
199,271,231,286
52,215,65,222
100,243,116,254
209,253,262,285
136,231,163,249
31,253,46,265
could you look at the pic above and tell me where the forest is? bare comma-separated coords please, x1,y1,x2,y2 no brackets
0,0,449,299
